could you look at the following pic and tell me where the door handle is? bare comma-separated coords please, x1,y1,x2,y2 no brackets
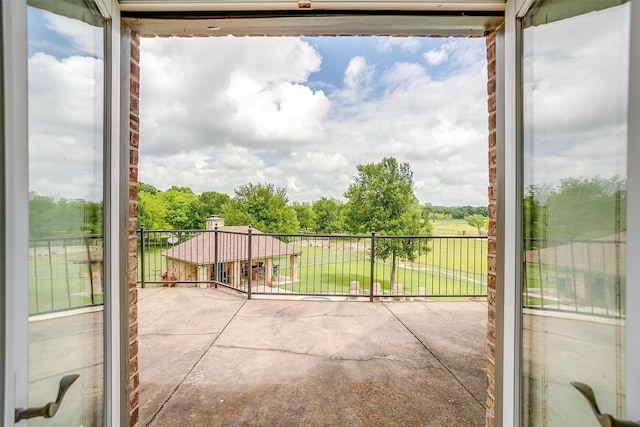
15,374,79,422
572,382,640,427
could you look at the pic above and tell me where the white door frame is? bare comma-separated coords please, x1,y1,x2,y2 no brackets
1,0,124,424
626,0,640,420
500,0,640,425
2,0,29,424
96,0,125,425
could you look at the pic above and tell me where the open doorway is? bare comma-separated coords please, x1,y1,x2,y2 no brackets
125,25,496,425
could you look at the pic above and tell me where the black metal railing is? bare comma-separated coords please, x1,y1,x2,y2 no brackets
137,227,488,300
523,238,626,318
29,235,104,314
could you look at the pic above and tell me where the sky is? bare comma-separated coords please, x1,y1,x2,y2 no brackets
25,3,630,206
521,4,629,196
27,6,105,203
138,35,490,206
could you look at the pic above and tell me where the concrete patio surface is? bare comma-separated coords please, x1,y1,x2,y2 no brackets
138,287,488,426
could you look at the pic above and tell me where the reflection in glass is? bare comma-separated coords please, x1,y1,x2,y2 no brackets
521,1,629,426
27,1,105,425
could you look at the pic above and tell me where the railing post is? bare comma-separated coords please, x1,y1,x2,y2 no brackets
247,226,252,300
370,228,375,302
214,225,219,288
85,237,95,304
140,225,145,288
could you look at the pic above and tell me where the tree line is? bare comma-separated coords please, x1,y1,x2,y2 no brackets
26,159,625,260
136,157,488,236
524,176,626,248
422,205,488,221
29,193,103,238
27,156,491,242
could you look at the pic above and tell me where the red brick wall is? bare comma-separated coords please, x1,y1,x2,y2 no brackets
485,30,497,427
128,32,141,427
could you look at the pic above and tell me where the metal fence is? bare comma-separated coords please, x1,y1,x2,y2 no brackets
137,227,488,300
29,235,104,314
26,231,624,314
523,238,626,318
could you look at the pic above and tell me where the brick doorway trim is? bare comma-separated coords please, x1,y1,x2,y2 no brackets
127,31,499,427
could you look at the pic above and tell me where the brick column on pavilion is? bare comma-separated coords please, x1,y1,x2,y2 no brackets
128,32,141,427
485,30,498,427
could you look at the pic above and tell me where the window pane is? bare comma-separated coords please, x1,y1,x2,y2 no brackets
27,1,105,425
521,1,629,426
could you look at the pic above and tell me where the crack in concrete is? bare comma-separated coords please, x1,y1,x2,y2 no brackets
137,288,165,301
139,332,219,337
211,343,406,363
144,299,248,426
234,313,375,319
383,303,485,409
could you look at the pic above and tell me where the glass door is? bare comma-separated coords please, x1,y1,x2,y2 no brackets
521,1,630,426
19,0,107,425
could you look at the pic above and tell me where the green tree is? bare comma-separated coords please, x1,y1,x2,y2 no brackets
433,212,453,221
312,197,344,233
471,206,488,216
29,193,57,238
166,185,195,194
159,187,201,230
522,176,627,251
292,203,316,232
523,184,548,249
81,200,104,235
179,191,232,230
465,214,489,236
29,193,104,238
199,191,231,218
138,186,168,229
532,176,626,241
138,182,159,195
222,183,299,233
344,157,431,286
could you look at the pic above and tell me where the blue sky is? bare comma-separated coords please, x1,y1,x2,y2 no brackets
25,4,631,209
28,7,103,60
26,5,491,206
138,35,490,206
27,7,105,202
303,36,465,91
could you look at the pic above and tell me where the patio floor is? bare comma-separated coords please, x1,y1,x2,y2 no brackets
138,287,488,426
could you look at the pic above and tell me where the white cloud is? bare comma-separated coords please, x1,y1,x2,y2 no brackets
43,11,104,58
522,4,629,188
377,37,421,53
28,52,104,201
139,36,490,206
320,40,489,204
424,48,447,66
343,56,374,88
140,36,328,156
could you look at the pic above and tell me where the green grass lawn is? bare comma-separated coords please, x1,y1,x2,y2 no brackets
136,235,489,299
431,219,482,236
138,245,168,285
29,249,103,314
282,238,487,296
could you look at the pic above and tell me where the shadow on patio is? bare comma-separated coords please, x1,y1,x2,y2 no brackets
138,288,487,426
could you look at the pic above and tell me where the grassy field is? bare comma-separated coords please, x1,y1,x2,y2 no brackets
137,236,488,298
27,233,488,315
281,238,487,296
29,247,103,314
430,219,482,236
